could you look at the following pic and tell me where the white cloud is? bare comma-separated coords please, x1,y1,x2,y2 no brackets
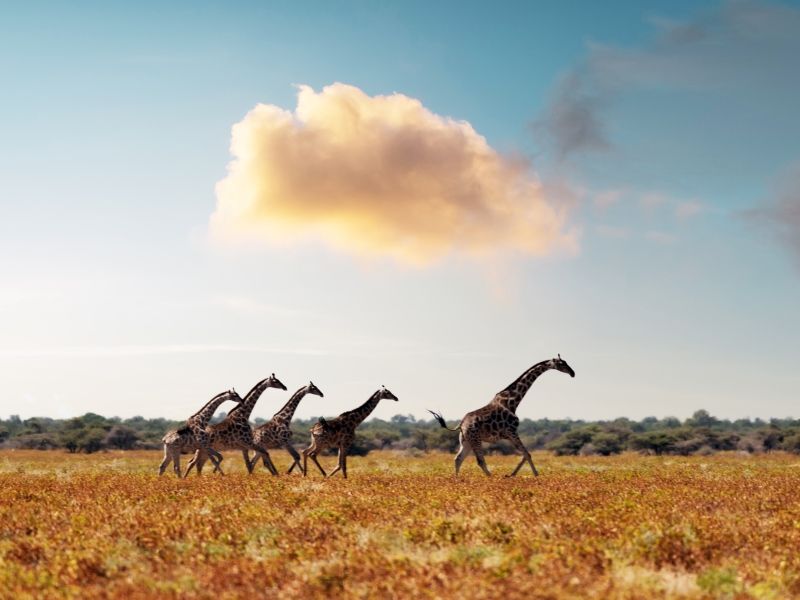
212,83,577,264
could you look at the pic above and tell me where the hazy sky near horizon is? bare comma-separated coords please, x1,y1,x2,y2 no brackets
1,0,799,423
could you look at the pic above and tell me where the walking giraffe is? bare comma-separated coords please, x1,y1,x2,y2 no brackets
302,386,398,478
248,382,324,475
430,355,575,477
184,373,287,477
158,388,242,477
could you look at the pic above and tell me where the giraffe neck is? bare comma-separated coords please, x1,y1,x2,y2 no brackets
232,379,272,422
272,387,309,424
342,393,381,428
496,361,552,413
191,393,232,429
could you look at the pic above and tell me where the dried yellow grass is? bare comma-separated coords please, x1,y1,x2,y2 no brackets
1,450,799,599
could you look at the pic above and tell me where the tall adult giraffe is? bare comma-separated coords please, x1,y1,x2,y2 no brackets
184,374,287,477
430,355,575,477
158,388,242,477
302,386,398,478
248,382,324,474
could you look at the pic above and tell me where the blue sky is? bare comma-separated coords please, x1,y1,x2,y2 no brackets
1,1,798,422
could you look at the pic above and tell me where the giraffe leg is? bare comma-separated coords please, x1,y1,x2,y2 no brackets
328,447,344,478
454,433,472,476
241,449,255,474
470,439,492,476
505,434,538,477
208,448,224,474
341,448,348,479
310,451,327,477
196,454,210,475
248,449,270,472
195,452,214,475
243,449,260,473
173,452,181,477
183,449,202,479
284,445,303,475
158,445,171,476
253,445,279,476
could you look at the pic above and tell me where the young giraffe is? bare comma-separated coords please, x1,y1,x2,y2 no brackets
158,388,242,477
184,373,287,477
302,386,398,478
248,382,324,475
430,355,575,477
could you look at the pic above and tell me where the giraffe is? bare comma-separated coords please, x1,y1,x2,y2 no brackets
183,373,287,477
158,388,242,477
248,382,324,475
429,355,575,477
302,386,398,478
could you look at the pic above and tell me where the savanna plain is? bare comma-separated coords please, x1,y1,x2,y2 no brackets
1,450,799,599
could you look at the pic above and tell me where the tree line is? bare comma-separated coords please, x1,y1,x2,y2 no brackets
1,409,799,456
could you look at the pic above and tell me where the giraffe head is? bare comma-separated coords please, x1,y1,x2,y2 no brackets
377,386,399,401
306,381,324,397
550,354,575,378
228,388,244,403
266,373,288,391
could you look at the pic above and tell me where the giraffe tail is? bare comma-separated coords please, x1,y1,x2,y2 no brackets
427,410,461,432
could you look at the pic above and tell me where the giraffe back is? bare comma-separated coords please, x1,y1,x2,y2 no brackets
460,402,520,443
252,420,293,449
206,413,255,449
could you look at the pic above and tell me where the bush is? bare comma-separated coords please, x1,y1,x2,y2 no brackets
672,437,705,456
10,433,59,450
630,431,678,455
548,428,595,456
591,432,625,456
782,433,800,454
104,426,140,450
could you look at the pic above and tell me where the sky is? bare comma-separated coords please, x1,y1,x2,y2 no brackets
1,0,798,423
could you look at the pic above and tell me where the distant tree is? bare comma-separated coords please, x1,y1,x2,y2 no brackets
641,416,659,431
23,418,45,434
758,427,784,453
660,417,682,429
630,431,678,455
672,437,706,456
13,433,59,450
548,428,596,456
686,410,718,428
104,426,140,450
77,428,107,453
391,414,416,424
782,433,800,454
61,431,80,453
591,432,625,456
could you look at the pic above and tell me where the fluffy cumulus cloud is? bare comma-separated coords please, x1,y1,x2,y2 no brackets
212,83,576,263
